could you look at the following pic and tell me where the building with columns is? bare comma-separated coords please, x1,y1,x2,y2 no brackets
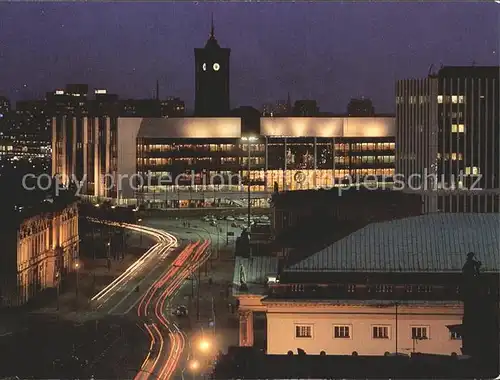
233,213,500,356
52,115,396,207
0,200,79,307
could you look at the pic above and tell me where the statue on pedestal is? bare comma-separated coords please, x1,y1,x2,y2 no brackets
460,252,498,368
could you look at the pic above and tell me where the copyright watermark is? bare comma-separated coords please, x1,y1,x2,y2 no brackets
21,169,483,197
21,171,244,196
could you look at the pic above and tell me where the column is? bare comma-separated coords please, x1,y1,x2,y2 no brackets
239,310,254,346
283,138,287,191
332,137,336,187
264,137,269,192
313,137,317,188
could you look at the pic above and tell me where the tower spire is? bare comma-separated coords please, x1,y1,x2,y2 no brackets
156,79,159,100
210,13,215,38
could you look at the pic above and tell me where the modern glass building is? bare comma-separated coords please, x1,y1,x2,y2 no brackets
52,115,396,207
134,116,396,208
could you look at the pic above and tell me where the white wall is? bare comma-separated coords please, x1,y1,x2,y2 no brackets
117,118,143,199
266,304,462,356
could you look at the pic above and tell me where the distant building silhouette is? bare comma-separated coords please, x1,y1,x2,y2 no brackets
293,100,318,116
347,97,375,116
230,106,261,135
194,16,231,116
0,96,11,118
262,93,292,116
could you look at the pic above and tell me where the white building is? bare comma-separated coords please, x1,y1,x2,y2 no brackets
234,213,500,356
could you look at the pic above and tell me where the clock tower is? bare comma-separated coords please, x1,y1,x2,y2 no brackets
194,18,231,116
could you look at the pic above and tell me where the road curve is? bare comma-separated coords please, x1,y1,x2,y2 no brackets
135,240,212,380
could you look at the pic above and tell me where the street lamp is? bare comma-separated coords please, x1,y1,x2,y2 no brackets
137,218,143,246
241,136,258,231
188,359,200,380
197,338,211,353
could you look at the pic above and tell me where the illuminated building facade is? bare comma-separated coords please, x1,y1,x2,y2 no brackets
53,116,396,206
134,116,396,208
0,201,79,307
397,66,500,212
233,214,500,356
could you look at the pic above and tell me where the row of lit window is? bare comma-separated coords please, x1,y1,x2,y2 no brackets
295,324,460,341
437,152,463,161
438,95,466,104
336,156,395,165
265,168,395,179
396,95,466,105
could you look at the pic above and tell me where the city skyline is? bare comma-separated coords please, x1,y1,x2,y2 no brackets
0,2,498,113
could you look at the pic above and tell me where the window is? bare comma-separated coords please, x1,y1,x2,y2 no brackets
295,325,312,338
451,95,458,104
375,285,393,293
334,325,351,339
437,95,443,104
451,124,465,133
347,284,356,293
417,285,433,293
450,331,462,340
373,326,389,339
411,327,428,339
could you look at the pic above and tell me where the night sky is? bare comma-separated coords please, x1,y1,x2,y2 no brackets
0,2,498,113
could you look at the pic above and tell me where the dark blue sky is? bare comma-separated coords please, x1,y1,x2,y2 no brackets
0,2,498,113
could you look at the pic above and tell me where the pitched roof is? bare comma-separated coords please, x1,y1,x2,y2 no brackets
288,213,500,273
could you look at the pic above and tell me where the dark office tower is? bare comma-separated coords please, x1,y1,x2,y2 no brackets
347,97,375,116
293,100,319,116
194,17,230,116
397,66,500,212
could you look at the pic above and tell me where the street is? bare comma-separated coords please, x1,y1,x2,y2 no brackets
134,240,212,380
0,216,239,379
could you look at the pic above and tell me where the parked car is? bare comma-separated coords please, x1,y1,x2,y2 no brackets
226,216,235,221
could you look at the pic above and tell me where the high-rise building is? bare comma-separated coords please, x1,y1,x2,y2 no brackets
396,66,500,212
293,100,319,116
347,97,375,116
194,18,231,116
52,116,118,198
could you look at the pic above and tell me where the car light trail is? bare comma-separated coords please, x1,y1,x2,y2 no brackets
90,220,177,303
137,240,211,380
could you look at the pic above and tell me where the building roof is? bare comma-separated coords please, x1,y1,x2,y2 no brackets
135,117,241,139
260,116,395,137
287,213,500,274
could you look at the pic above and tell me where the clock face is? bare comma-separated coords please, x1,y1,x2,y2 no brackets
202,63,207,71
213,63,220,71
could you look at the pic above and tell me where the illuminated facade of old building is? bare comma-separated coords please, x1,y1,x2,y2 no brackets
0,201,79,307
233,214,500,356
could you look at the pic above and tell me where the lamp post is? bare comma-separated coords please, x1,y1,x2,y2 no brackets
55,271,60,311
74,262,80,300
188,359,200,380
137,218,143,246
